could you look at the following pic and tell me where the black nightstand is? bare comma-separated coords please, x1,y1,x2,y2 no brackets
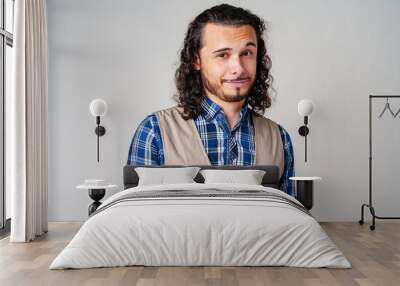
76,182,117,216
289,177,321,210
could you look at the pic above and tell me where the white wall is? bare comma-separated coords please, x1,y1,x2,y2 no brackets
47,0,400,221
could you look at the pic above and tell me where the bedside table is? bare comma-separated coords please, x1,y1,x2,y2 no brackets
76,180,117,216
289,177,322,210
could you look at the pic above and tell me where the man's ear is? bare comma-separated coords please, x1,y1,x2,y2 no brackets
193,53,201,71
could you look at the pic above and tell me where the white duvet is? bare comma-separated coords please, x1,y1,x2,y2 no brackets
50,183,351,269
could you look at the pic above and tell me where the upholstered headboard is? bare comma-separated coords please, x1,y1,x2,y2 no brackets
123,165,281,190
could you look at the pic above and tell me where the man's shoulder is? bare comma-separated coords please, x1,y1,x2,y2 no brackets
140,106,181,124
139,105,193,131
153,105,187,121
154,105,182,115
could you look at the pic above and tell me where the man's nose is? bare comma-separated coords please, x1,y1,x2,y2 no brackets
229,55,244,75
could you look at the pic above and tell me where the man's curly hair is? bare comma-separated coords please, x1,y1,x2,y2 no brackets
174,4,273,119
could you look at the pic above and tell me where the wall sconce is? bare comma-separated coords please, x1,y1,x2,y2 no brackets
297,99,315,162
89,99,108,162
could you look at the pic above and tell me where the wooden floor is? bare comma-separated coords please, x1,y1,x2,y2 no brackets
0,222,399,286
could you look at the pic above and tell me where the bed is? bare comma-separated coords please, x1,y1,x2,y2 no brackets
50,165,350,269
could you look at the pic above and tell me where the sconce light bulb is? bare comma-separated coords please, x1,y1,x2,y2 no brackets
298,99,314,117
90,99,108,117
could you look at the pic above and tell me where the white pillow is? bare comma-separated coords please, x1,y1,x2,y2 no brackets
135,167,200,186
200,169,266,185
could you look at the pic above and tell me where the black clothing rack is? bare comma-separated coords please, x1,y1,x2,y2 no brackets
359,95,400,230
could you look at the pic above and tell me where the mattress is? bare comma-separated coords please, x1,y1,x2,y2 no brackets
50,183,351,269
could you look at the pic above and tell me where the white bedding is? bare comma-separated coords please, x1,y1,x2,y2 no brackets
50,183,351,269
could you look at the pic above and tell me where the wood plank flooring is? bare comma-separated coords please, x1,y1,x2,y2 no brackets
0,222,399,286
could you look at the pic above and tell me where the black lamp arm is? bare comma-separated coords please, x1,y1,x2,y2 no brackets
303,115,308,125
298,116,310,162
94,116,106,162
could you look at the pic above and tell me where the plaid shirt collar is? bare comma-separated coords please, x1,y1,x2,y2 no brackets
199,96,250,128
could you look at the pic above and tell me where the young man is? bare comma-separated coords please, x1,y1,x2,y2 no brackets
127,4,295,195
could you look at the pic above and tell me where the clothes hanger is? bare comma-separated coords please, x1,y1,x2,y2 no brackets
378,98,395,118
394,107,400,118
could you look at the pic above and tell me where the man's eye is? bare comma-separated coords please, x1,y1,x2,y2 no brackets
216,53,228,58
242,51,253,56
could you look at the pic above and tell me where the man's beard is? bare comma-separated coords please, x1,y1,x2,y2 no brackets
201,72,250,103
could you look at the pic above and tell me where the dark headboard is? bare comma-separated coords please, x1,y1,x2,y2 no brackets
123,165,281,190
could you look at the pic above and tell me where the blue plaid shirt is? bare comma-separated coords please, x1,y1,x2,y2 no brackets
127,97,295,195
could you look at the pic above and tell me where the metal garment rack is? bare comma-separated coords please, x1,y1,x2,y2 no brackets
359,95,400,230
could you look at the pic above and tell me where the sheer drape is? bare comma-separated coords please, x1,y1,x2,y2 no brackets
10,0,48,242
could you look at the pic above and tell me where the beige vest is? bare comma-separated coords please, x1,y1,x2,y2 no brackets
155,106,285,178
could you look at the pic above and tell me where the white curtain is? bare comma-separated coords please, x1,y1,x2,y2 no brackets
10,0,48,242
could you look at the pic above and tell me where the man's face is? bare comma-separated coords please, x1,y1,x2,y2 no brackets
194,23,258,103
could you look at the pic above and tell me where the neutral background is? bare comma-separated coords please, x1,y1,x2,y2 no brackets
46,0,400,221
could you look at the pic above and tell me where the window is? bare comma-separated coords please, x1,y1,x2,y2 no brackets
0,0,14,234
